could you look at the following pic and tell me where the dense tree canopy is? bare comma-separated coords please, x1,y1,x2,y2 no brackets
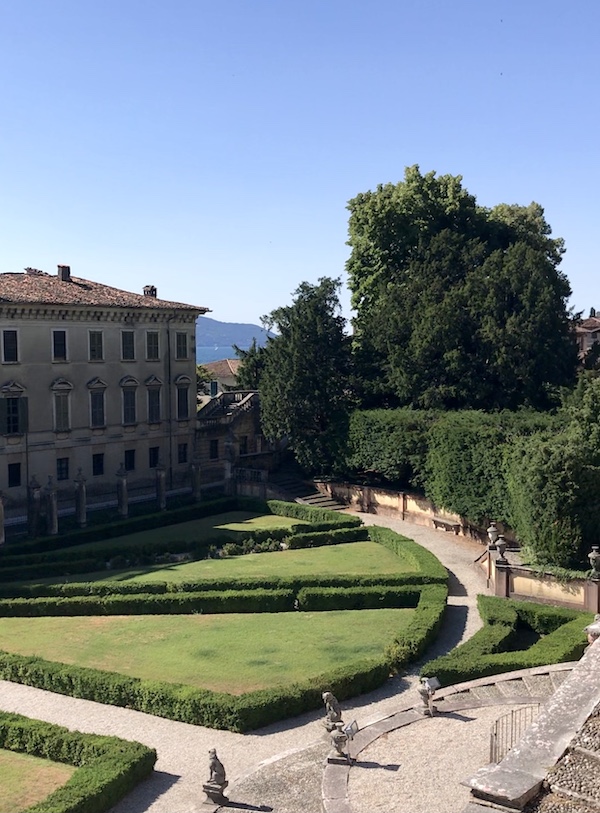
259,277,351,474
346,166,578,410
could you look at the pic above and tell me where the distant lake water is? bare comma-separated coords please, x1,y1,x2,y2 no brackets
196,346,238,364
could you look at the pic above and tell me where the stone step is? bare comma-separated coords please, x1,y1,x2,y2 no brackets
535,790,599,813
496,678,532,699
469,684,506,703
550,669,570,692
522,673,555,698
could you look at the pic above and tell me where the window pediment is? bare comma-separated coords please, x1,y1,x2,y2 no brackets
1,380,26,395
145,375,163,387
119,375,139,388
87,377,107,390
174,374,192,385
50,378,73,392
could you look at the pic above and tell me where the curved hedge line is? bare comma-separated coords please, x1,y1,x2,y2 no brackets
367,526,448,583
0,579,447,732
0,711,155,813
420,594,590,685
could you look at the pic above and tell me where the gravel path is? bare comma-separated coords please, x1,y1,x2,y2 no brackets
0,513,489,812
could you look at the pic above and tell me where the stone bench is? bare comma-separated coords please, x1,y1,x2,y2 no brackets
432,516,461,534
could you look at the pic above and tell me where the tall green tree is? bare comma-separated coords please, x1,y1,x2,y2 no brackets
233,338,266,389
259,277,351,474
346,166,577,410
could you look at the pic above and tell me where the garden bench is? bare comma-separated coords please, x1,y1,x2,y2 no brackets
432,516,461,534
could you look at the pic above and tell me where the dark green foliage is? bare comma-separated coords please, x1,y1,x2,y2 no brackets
384,584,448,671
421,595,589,685
346,166,577,410
259,278,352,475
297,585,420,610
286,526,368,549
0,589,295,616
233,338,266,389
346,409,436,488
263,499,362,525
0,711,155,813
424,410,558,523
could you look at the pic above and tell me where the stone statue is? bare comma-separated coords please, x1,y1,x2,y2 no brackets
330,723,353,763
417,677,437,716
584,614,600,652
203,749,228,805
322,691,342,731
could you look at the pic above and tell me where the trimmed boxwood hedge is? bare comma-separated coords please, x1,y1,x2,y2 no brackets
287,526,369,548
0,580,447,732
0,503,449,731
420,594,591,685
0,588,295,616
0,711,156,813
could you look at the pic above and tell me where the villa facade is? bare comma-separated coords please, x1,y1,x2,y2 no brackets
0,265,208,512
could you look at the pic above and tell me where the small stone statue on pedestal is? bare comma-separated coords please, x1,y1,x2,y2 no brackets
203,749,228,805
322,691,342,732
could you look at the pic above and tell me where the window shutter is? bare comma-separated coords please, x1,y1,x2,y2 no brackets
19,397,29,433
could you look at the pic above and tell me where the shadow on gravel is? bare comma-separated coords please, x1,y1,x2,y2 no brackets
419,605,468,663
108,771,179,813
353,760,400,771
447,568,468,596
220,802,274,811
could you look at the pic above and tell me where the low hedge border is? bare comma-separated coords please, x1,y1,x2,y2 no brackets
0,711,156,813
420,594,591,685
0,589,295,616
297,585,421,611
287,526,369,548
0,580,447,731
367,526,448,583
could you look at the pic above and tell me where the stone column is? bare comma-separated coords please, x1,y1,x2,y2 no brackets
74,468,87,529
27,475,42,539
116,464,129,519
155,463,167,511
0,491,5,546
191,456,202,502
45,476,59,536
493,558,510,598
584,579,600,614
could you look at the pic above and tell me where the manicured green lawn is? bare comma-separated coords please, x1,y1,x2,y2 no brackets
0,749,75,813
72,512,306,553
43,541,419,584
0,609,414,694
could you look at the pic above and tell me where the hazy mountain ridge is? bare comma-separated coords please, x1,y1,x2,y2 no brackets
196,316,274,349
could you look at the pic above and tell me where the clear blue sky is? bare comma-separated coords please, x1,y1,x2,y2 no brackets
1,1,598,325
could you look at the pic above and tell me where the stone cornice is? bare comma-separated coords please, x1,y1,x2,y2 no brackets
0,305,198,325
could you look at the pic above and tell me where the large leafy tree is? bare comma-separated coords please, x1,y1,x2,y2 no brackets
347,166,578,410
259,277,351,474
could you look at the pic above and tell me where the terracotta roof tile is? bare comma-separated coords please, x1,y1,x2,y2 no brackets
202,359,241,378
0,271,207,312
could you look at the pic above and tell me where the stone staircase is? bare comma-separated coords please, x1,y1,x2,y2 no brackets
268,466,346,511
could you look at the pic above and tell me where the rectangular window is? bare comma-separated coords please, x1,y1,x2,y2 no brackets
89,331,103,361
52,330,67,361
148,389,161,423
175,332,188,360
2,330,18,363
90,391,105,428
7,462,21,488
124,449,135,471
177,385,189,420
56,457,69,481
92,453,104,476
2,397,27,435
239,436,248,456
146,331,159,360
122,389,137,425
178,442,188,464
209,439,219,460
54,392,70,432
149,446,160,468
121,331,135,361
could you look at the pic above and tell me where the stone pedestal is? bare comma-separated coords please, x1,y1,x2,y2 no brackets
116,465,128,519
584,579,600,614
191,458,202,502
202,781,228,805
494,559,510,598
74,468,87,529
27,476,42,539
155,463,167,511
44,476,58,536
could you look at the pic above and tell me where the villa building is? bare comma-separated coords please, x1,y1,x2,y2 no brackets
0,265,208,513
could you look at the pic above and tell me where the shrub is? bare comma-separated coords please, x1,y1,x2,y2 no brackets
0,711,155,813
367,526,448,583
297,585,421,611
287,526,368,549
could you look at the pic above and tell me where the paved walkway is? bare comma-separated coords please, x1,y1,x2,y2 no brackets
0,513,489,813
